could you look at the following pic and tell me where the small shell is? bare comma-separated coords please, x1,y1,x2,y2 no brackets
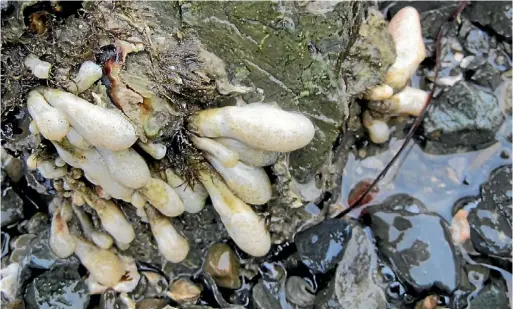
167,278,201,304
137,141,167,160
27,90,70,141
73,61,103,94
364,84,394,101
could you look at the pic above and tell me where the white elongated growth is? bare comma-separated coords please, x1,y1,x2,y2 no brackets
66,128,92,150
386,86,428,116
24,54,52,79
40,88,137,151
190,135,239,168
37,160,67,179
215,137,278,167
364,84,394,101
27,90,70,141
165,169,208,213
199,170,271,257
137,141,167,160
73,61,103,93
145,205,189,263
50,206,76,258
385,7,426,90
362,111,390,144
189,103,315,152
138,178,184,217
74,237,124,287
86,195,135,246
97,147,151,189
53,144,134,201
91,231,114,249
206,155,272,205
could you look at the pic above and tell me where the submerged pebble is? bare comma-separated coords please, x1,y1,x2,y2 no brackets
203,243,241,289
294,219,352,274
365,194,461,295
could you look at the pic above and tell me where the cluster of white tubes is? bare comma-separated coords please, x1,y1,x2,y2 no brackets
25,69,315,291
363,7,429,144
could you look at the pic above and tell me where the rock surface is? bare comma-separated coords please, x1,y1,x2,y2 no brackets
1,187,24,227
24,265,89,309
314,223,387,309
365,194,461,294
468,278,510,309
181,1,394,182
422,81,504,153
294,219,352,274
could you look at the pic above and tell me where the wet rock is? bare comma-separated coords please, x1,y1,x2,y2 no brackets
465,2,512,40
422,81,504,154
294,219,352,274
203,243,241,289
464,28,490,56
22,228,79,270
467,165,512,259
180,1,389,182
480,165,512,221
468,205,512,259
365,194,461,294
1,187,24,227
24,265,89,309
136,298,168,309
285,276,315,307
25,212,49,234
252,263,290,309
1,231,9,258
167,278,201,305
468,278,510,309
314,223,387,309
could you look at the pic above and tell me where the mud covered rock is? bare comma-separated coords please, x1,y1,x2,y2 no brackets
365,194,461,295
181,1,394,182
422,81,504,154
1,187,24,227
24,265,89,309
314,223,387,309
294,219,352,274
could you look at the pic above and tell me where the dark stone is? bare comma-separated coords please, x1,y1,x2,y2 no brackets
471,62,503,90
465,1,513,40
22,229,79,270
1,186,24,227
251,262,288,309
480,165,512,221
422,81,504,154
314,223,387,309
468,278,510,309
24,265,89,309
294,219,352,274
365,194,461,294
468,203,512,258
464,28,490,56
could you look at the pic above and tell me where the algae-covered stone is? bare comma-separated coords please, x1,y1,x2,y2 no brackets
181,1,392,182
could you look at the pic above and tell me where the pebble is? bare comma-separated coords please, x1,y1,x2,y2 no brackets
203,243,241,289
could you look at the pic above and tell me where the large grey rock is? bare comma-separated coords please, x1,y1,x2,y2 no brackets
365,194,461,295
422,81,504,154
24,265,89,309
468,278,510,309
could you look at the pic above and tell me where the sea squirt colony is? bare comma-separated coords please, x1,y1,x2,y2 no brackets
24,72,315,291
